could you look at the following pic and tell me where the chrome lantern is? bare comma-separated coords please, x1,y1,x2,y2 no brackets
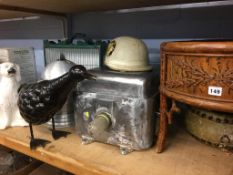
42,54,75,128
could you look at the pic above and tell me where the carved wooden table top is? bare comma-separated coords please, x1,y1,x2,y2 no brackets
157,41,233,153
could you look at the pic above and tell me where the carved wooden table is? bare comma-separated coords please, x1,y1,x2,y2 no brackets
156,41,233,153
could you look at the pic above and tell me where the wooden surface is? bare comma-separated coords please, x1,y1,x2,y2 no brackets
0,125,232,175
161,41,233,53
0,9,35,20
0,0,222,13
161,41,233,109
0,0,228,19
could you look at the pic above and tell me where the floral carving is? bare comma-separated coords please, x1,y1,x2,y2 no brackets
216,62,233,93
166,58,212,88
165,57,233,93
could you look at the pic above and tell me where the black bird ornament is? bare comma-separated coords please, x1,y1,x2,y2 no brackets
17,65,96,149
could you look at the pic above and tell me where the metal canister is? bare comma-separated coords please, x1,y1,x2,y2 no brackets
42,54,75,128
185,107,233,151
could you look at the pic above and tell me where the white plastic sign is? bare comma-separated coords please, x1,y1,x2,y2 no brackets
208,86,222,96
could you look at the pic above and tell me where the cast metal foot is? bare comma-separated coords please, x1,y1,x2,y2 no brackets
120,146,133,155
81,135,94,145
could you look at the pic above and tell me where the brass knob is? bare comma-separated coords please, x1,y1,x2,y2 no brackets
88,112,111,135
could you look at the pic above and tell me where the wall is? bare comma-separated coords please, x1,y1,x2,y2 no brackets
1,4,233,74
72,4,233,68
72,5,233,39
0,15,68,77
0,16,65,39
0,40,44,78
0,14,67,78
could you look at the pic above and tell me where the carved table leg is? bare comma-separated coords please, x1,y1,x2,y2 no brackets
156,94,168,153
166,100,180,124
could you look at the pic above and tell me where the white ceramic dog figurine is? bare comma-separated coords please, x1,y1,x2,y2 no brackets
0,62,28,129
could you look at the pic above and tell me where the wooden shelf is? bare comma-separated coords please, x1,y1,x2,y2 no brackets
0,125,232,175
0,0,230,19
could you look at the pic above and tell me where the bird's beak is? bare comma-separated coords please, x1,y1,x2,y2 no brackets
84,72,97,80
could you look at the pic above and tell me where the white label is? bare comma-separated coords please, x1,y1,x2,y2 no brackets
208,86,222,96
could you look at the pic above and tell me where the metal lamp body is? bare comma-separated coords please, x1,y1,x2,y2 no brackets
42,59,76,128
75,69,158,154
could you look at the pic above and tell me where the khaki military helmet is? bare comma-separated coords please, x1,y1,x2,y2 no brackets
104,36,152,72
